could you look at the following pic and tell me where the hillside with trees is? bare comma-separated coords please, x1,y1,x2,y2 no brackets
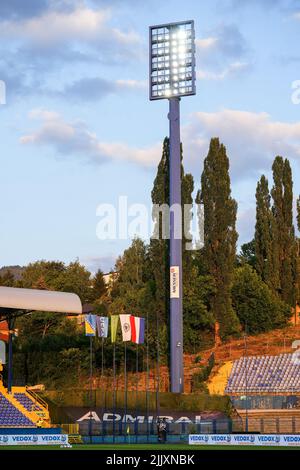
1,137,300,390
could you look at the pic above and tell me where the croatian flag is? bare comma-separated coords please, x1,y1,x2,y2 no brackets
130,317,145,344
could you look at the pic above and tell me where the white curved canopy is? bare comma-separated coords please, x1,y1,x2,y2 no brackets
0,286,82,314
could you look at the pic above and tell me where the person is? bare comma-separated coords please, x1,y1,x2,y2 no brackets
161,418,167,443
156,418,162,442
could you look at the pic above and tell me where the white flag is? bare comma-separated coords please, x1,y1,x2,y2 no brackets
119,314,132,342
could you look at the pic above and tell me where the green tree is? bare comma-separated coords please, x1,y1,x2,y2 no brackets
0,269,15,286
150,137,206,355
294,196,300,312
149,137,170,353
232,265,291,334
91,269,107,302
52,261,93,303
297,196,300,231
20,261,66,289
199,137,240,340
271,157,295,305
254,175,277,289
237,240,256,267
183,270,215,352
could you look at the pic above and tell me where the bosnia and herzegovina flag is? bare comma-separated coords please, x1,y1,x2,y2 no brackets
85,314,96,336
130,317,145,344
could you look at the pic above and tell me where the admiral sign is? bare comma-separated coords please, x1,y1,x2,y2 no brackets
170,266,180,298
189,434,300,447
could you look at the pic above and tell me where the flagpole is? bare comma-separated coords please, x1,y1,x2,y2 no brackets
101,336,104,441
135,342,138,443
89,335,93,443
124,340,127,441
101,337,104,377
146,312,149,441
113,342,116,444
156,308,160,422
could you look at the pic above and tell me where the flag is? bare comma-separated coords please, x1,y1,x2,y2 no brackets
110,315,119,343
0,320,9,343
119,314,131,342
138,318,145,344
96,316,109,338
131,317,145,344
130,316,136,342
85,314,96,336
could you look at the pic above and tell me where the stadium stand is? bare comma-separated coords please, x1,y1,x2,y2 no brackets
225,353,300,394
0,378,50,428
14,392,42,412
0,391,35,427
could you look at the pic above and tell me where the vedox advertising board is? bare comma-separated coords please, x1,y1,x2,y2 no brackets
189,434,300,447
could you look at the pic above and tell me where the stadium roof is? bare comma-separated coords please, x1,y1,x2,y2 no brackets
0,286,82,314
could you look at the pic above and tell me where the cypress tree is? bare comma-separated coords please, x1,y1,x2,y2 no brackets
254,175,277,290
294,196,300,313
271,157,295,305
149,138,170,359
199,137,240,340
297,196,300,231
150,137,198,356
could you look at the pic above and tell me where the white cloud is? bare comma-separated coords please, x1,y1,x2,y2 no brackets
0,6,138,46
20,108,300,181
182,109,300,179
197,61,250,81
115,79,147,90
196,37,218,50
20,109,161,167
195,25,252,81
1,7,106,43
80,255,116,274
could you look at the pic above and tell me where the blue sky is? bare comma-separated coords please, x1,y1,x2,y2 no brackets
1,0,300,273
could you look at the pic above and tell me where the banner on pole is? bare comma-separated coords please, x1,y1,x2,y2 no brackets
170,266,180,298
110,315,119,343
119,314,131,342
96,316,109,338
131,317,145,344
0,340,5,365
84,314,96,336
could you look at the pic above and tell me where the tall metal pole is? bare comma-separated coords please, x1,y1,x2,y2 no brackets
146,312,149,441
113,343,116,443
124,341,127,440
7,315,14,393
89,336,93,442
168,97,183,393
244,321,249,433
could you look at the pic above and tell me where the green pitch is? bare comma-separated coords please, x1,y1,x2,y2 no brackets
1,444,300,450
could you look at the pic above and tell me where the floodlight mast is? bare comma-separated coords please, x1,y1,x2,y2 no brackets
149,20,196,393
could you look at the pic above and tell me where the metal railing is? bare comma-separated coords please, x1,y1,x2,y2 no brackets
231,395,300,410
26,387,48,411
78,418,243,439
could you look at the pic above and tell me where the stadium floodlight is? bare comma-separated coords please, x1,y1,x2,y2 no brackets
149,20,196,394
149,20,196,101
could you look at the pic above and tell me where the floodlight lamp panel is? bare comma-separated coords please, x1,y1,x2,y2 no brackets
149,20,196,100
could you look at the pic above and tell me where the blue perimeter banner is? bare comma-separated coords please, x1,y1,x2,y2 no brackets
0,434,69,445
189,434,300,447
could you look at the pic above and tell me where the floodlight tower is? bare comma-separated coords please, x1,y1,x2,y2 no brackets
149,20,196,393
